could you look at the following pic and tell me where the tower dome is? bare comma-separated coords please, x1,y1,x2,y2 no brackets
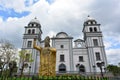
84,15,97,26
30,17,40,24
28,17,41,28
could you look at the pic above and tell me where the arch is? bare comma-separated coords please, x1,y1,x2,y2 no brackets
79,65,85,72
32,24,34,26
28,29,31,34
88,21,91,24
77,43,82,47
89,27,93,32
93,21,96,24
32,29,35,34
59,63,66,73
94,27,97,32
29,24,32,26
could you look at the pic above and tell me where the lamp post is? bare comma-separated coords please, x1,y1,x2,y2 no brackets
104,67,106,73
76,64,80,73
96,62,104,77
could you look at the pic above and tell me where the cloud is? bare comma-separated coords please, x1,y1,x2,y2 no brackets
106,49,120,65
0,0,95,46
0,17,3,23
0,0,26,12
90,0,120,34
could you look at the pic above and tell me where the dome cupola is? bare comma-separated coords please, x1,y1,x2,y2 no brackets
28,17,41,28
56,32,68,38
84,15,97,26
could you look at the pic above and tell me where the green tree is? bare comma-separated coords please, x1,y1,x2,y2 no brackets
0,59,3,76
9,61,17,76
19,50,33,77
0,39,18,76
107,64,120,76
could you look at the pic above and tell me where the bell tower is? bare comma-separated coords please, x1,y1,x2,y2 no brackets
19,17,42,74
82,16,107,72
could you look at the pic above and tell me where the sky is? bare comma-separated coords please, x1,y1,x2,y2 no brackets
0,0,120,65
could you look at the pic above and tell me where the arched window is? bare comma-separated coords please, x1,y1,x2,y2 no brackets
32,24,34,26
89,27,93,32
29,24,32,26
94,27,97,32
93,21,96,24
88,21,91,24
34,24,36,26
79,65,85,72
28,29,31,34
77,43,82,47
59,64,66,73
32,29,35,34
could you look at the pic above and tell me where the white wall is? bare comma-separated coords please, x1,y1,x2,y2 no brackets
73,48,90,72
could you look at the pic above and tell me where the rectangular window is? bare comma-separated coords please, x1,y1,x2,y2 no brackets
25,54,30,62
27,41,32,48
60,55,64,62
60,45,64,48
93,39,98,46
95,52,101,61
79,56,84,62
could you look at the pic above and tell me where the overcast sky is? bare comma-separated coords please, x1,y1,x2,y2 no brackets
0,0,120,65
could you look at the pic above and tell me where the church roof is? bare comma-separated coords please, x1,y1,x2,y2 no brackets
74,39,84,42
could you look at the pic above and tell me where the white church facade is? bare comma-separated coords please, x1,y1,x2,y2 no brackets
19,16,107,75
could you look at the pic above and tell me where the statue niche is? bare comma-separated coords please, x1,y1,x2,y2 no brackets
33,36,56,76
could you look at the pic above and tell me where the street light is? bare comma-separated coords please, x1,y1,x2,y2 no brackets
96,62,104,77
104,67,106,73
76,64,80,73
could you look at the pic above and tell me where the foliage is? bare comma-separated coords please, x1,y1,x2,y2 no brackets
0,39,18,76
107,64,120,76
29,75,109,80
9,61,18,76
19,50,34,77
0,75,111,80
0,77,32,80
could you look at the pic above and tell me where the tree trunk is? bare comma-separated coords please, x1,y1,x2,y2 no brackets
20,62,24,77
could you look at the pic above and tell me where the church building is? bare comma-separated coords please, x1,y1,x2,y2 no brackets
18,16,107,75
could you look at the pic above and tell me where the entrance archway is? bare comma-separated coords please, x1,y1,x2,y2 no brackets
59,63,66,73
79,65,85,72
